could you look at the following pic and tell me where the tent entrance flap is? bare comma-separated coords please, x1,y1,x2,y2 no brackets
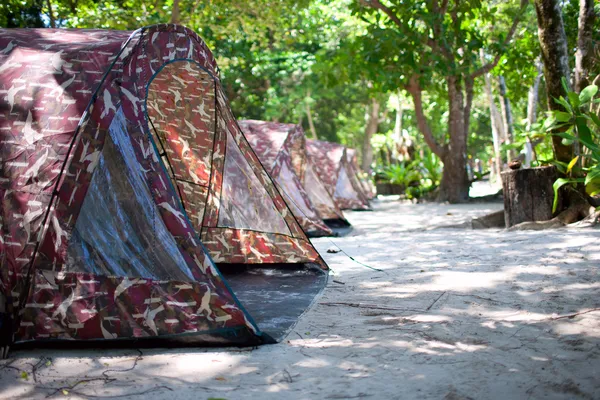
220,264,327,341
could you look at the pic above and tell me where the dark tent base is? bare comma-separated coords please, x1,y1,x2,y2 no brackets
10,325,270,354
324,219,353,237
330,226,353,237
220,263,328,342
7,264,326,355
306,229,337,238
342,207,372,212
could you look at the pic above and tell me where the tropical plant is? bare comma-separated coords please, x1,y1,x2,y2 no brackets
381,162,420,187
418,150,443,189
543,79,600,212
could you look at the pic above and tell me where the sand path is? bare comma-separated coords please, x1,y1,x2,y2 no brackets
2,200,599,399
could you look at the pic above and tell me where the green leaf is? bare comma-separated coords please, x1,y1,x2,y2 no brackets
579,85,598,104
555,129,600,154
554,131,578,141
575,116,593,146
561,77,570,94
586,179,600,196
542,116,557,131
589,113,600,129
552,178,584,213
568,92,580,108
553,111,572,122
585,166,600,186
549,159,570,173
554,96,573,113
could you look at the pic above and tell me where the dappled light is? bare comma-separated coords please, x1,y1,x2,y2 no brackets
2,0,600,398
2,201,599,399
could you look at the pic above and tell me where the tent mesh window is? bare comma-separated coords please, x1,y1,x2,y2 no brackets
334,164,362,202
66,108,195,281
218,131,291,235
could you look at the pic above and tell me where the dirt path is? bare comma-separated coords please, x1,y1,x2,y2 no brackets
2,200,600,399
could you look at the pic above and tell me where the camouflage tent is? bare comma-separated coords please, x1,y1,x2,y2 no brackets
346,148,375,200
0,25,326,351
240,120,348,235
306,140,371,211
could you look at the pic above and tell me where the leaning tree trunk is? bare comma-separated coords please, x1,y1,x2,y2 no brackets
361,98,380,172
525,60,543,167
534,0,574,164
575,0,596,93
498,76,516,161
480,50,503,179
526,60,543,129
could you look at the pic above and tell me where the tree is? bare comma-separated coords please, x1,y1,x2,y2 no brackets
480,49,503,178
534,0,574,164
353,0,529,203
575,0,596,93
0,0,46,28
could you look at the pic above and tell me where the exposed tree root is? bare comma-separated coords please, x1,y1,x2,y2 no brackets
508,203,596,231
433,210,505,230
567,210,600,228
433,205,598,231
471,210,505,229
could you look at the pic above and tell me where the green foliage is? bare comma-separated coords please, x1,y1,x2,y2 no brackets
542,81,600,212
377,149,442,200
418,150,443,188
382,162,420,186
4,0,597,187
0,0,45,27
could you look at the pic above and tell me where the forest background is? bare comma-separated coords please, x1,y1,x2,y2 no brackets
2,0,599,204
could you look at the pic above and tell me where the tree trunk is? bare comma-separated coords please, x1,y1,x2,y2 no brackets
480,50,503,178
361,98,380,172
406,75,469,203
534,0,574,164
526,60,543,129
575,0,596,93
46,0,56,28
498,76,516,161
439,76,470,203
501,166,557,227
305,90,318,140
170,0,180,24
525,60,543,167
392,94,406,162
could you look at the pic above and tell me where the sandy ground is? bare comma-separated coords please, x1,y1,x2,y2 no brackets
1,199,600,400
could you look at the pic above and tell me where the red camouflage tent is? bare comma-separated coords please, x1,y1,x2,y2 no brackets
306,140,371,211
0,25,326,352
346,148,375,200
240,120,348,236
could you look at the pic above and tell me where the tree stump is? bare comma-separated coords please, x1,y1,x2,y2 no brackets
501,166,557,228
